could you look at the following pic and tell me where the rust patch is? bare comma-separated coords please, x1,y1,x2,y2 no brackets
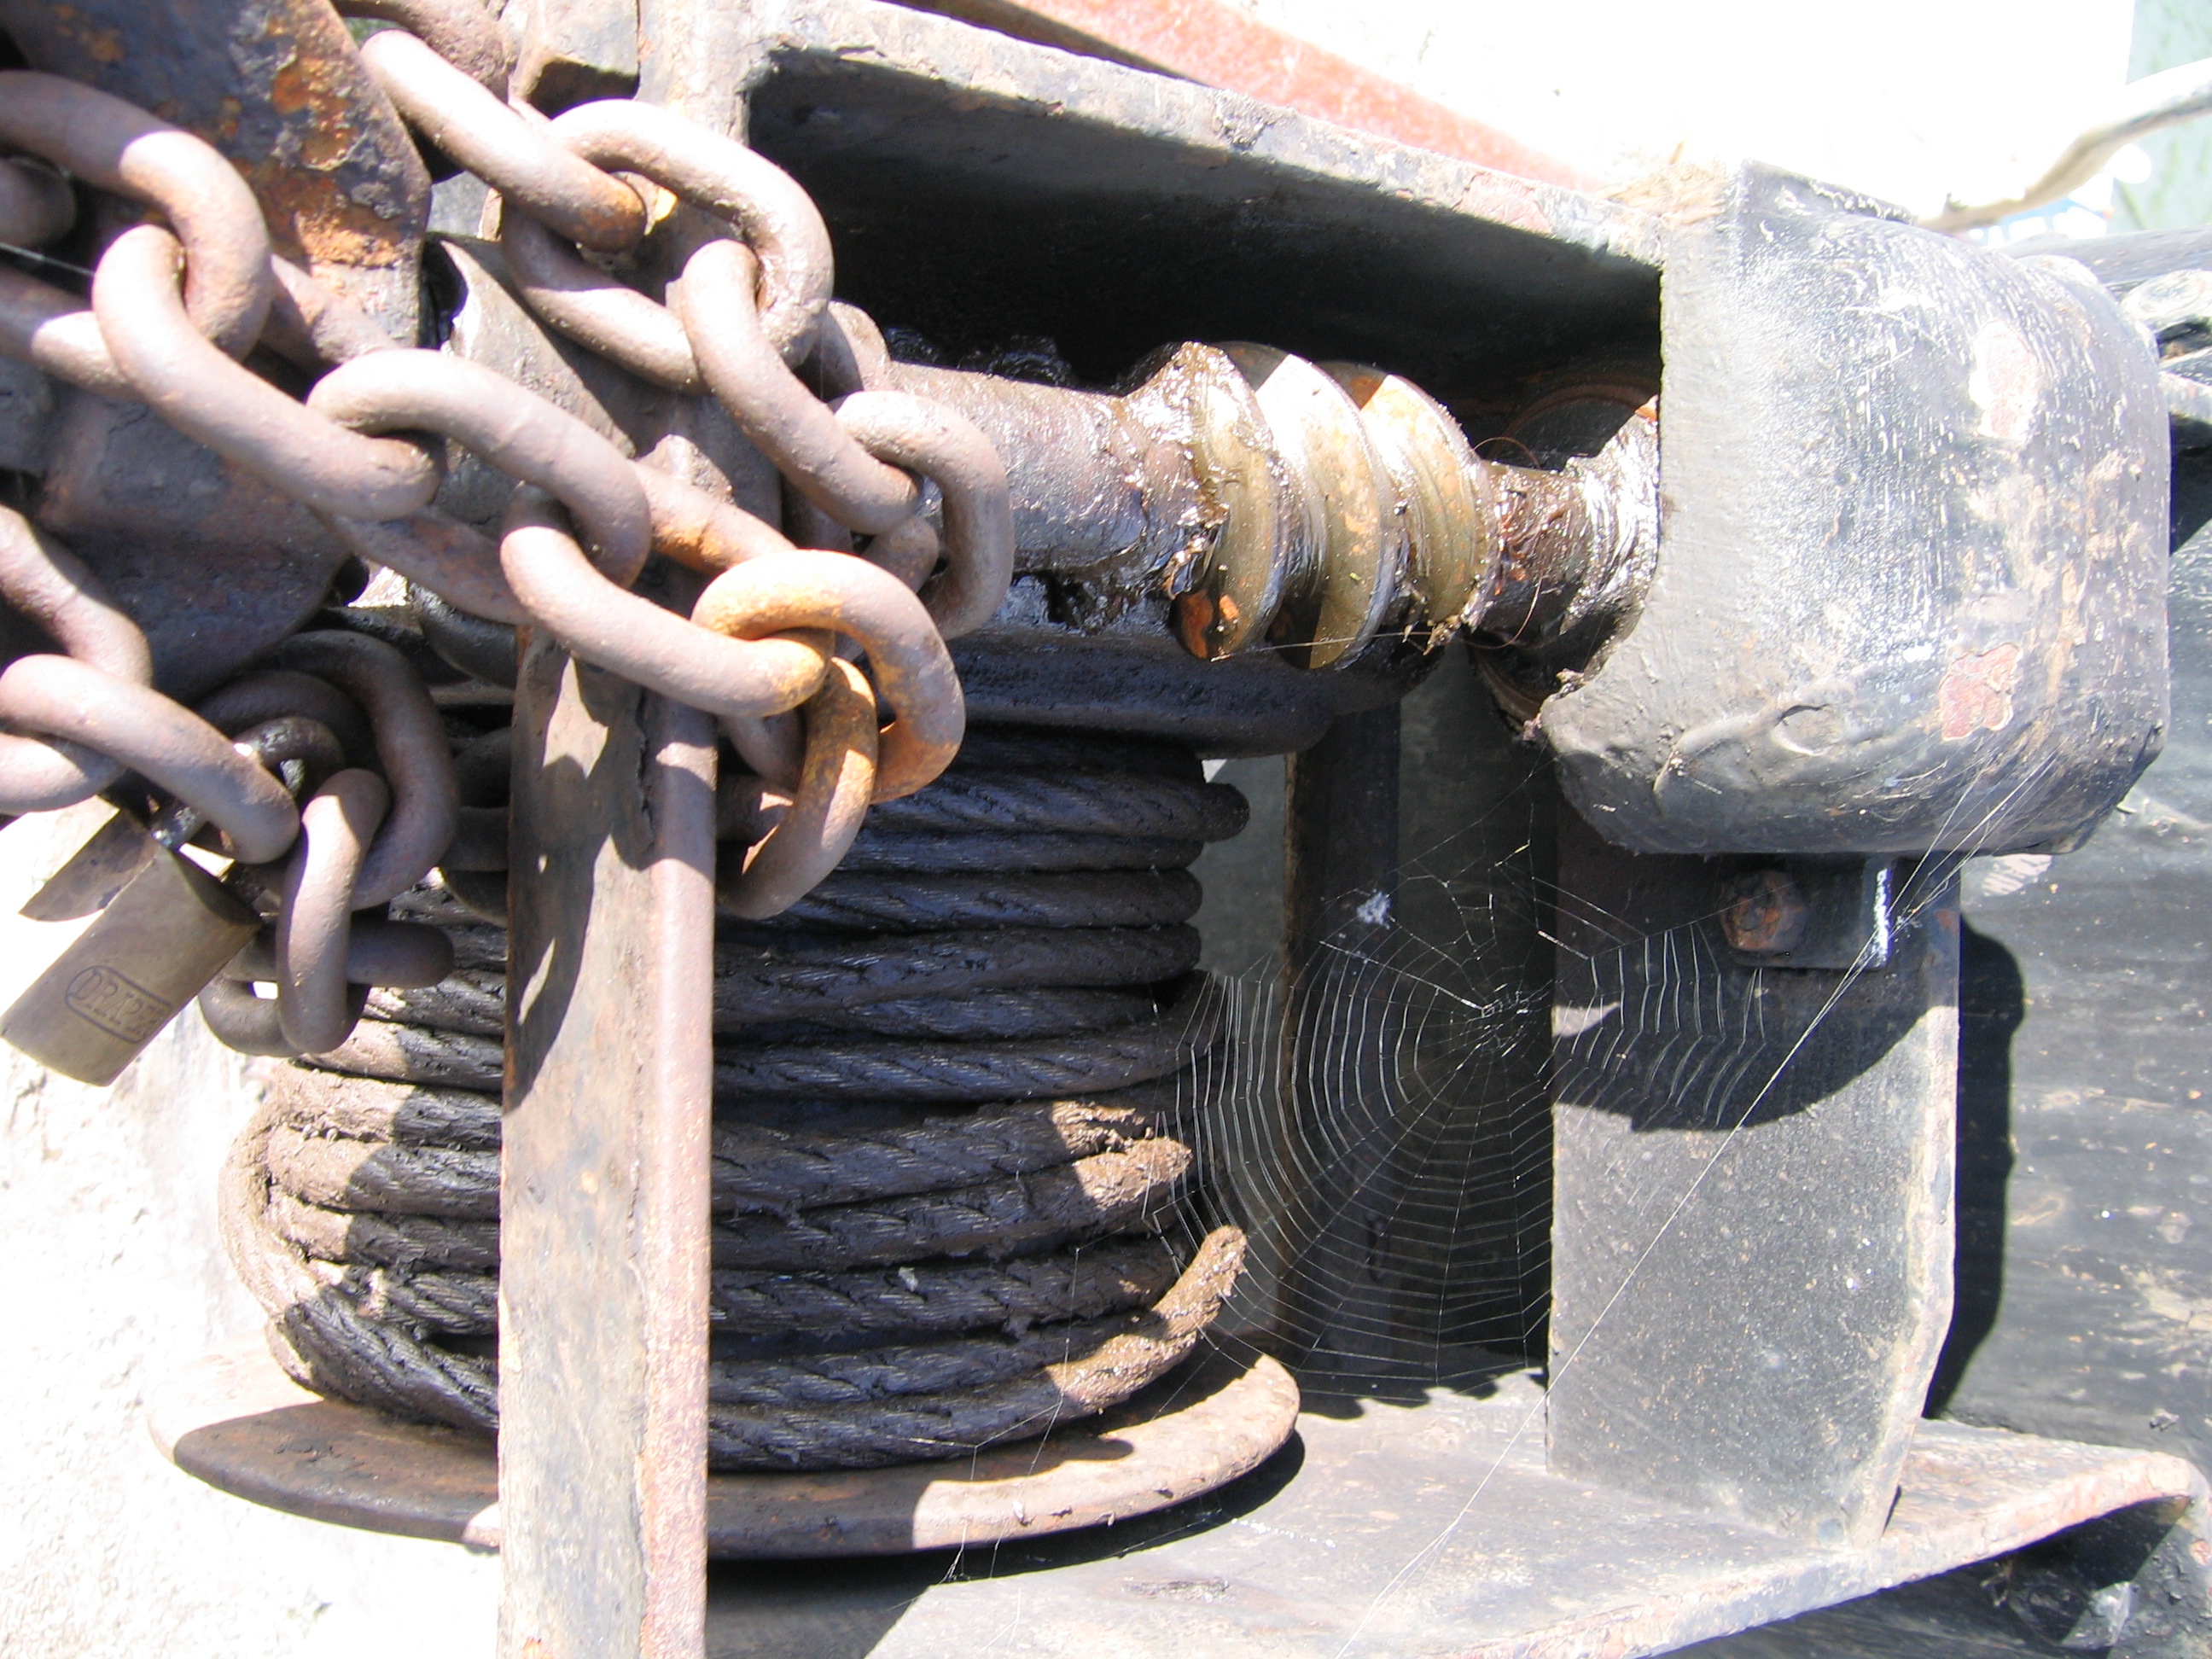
26,1,125,65
268,54,363,172
1939,643,2022,741
245,11,417,268
247,158,413,268
1173,590,1217,658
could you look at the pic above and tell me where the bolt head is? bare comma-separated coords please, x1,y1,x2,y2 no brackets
1720,867,1808,954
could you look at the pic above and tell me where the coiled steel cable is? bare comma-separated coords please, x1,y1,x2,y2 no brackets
224,713,1254,1469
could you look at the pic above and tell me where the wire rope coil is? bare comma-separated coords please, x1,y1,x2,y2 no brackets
225,711,1256,1469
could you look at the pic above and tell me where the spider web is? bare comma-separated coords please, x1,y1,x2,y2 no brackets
1187,830,1556,1384
1172,651,1999,1407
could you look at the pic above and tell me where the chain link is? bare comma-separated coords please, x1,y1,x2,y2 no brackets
498,103,835,381
0,505,154,812
0,22,1017,921
0,73,271,384
92,226,442,522
719,657,879,919
261,632,460,911
190,650,460,1060
273,768,393,1054
334,0,515,97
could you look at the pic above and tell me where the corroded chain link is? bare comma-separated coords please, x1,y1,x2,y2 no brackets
0,492,461,1067
349,23,1012,785
0,36,1014,921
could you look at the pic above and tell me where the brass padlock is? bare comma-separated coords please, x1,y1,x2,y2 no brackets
2,834,260,1085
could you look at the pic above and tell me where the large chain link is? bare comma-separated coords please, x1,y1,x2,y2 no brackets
0,22,1013,911
0,18,1016,954
0,491,461,1063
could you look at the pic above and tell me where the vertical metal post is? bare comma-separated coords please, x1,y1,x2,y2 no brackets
1545,808,1958,1547
493,9,767,1648
501,654,715,1658
1280,704,1402,1364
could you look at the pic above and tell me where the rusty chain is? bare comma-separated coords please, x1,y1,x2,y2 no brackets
0,73,272,392
187,648,458,1061
0,19,1021,1083
0,509,461,1066
348,26,1012,791
0,504,154,814
0,36,1013,894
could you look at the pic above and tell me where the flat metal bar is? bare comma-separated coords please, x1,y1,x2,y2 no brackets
501,650,715,1659
879,0,1593,186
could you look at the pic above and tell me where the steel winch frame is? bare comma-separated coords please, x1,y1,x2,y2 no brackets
3,0,2210,1655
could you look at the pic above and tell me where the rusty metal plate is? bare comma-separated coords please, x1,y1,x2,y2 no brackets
147,1341,1301,1557
149,1339,2209,1654
701,1374,2210,1659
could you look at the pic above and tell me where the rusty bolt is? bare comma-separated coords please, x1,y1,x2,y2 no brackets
1720,867,1808,955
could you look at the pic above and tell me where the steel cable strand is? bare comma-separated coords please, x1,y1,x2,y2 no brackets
736,986,1169,1041
701,1302,1208,1411
260,1174,1185,1336
233,1059,1232,1455
228,1085,1239,1464
244,1048,1225,1318
219,1097,500,1433
215,624,1245,1460
751,869,1204,934
709,974,1224,1106
837,830,1208,874
244,1001,1210,1372
708,924,1204,1024
255,1070,1195,1251
261,1202,1191,1351
258,1045,1211,1214
700,1228,1244,1470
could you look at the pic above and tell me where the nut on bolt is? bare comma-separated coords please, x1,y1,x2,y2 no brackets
1720,867,1808,955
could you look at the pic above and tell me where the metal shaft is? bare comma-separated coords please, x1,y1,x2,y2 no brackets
881,344,1657,672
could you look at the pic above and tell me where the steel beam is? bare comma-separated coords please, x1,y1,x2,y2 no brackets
1545,809,1959,1546
501,655,715,1659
